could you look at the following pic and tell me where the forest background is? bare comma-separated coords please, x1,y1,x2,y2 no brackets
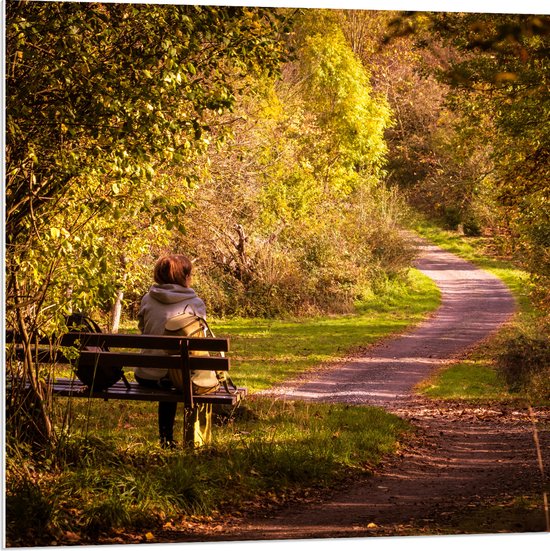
5,1,549,460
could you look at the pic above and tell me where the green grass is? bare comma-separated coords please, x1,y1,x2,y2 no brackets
417,359,513,401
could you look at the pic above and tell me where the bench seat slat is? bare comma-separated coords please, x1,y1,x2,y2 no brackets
48,378,246,405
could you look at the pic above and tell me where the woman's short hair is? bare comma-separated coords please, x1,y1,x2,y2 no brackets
153,254,193,287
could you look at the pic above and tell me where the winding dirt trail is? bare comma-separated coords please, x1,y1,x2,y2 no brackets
262,238,517,408
161,238,550,543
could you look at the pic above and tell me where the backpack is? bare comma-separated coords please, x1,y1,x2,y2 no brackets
164,310,236,396
66,313,128,392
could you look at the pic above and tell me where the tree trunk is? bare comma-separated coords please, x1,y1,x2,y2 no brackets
110,255,129,333
7,283,54,448
110,289,124,333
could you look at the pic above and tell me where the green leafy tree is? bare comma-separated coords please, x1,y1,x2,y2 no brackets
372,11,549,292
6,1,288,444
338,10,479,230
172,10,409,317
291,10,391,196
424,13,550,303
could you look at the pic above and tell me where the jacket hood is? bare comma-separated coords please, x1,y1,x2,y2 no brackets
147,284,199,305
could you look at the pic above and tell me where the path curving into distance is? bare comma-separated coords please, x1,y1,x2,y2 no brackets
164,238,550,543
262,236,517,407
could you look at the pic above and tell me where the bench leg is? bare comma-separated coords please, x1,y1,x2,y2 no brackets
183,403,212,448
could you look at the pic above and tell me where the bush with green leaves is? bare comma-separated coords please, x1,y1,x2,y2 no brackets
497,324,550,402
173,10,409,318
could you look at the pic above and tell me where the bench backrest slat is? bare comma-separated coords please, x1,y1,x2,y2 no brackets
78,351,229,372
59,333,229,352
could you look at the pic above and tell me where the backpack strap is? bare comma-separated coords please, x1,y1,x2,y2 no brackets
202,319,238,395
218,372,238,394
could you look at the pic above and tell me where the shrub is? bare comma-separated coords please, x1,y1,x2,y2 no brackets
497,326,550,401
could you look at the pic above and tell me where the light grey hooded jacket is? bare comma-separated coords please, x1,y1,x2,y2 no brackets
135,283,207,380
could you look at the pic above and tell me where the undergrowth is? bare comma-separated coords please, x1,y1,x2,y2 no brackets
496,324,550,402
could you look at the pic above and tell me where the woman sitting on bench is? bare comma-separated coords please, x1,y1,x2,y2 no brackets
135,254,207,448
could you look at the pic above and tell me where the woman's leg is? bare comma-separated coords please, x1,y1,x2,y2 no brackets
136,375,177,447
158,401,178,446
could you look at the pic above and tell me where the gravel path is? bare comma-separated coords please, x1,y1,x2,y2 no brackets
261,237,517,408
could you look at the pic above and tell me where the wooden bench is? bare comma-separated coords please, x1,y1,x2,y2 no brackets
7,332,247,447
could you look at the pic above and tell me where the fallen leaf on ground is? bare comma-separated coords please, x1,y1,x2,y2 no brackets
62,532,81,543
